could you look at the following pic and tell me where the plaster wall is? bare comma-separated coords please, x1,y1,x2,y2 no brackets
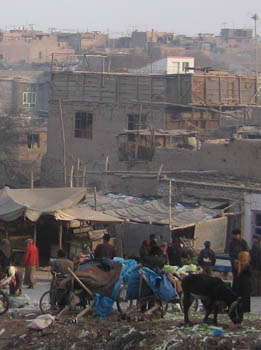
244,193,261,246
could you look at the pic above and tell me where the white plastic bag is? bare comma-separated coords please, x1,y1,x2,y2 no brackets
27,314,55,330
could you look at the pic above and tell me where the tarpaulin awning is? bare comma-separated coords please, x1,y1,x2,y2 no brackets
103,202,218,226
82,194,220,226
0,187,87,222
55,207,123,223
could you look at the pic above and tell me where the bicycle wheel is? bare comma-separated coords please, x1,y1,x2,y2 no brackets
39,290,57,314
0,290,9,315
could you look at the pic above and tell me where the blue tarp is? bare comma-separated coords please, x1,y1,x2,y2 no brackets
126,266,177,302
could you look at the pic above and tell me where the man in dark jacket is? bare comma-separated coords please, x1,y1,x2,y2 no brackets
94,233,116,259
51,249,74,275
228,228,249,277
139,234,165,271
167,232,183,267
198,241,216,275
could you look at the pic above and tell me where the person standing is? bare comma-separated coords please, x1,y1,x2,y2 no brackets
167,232,183,267
160,241,170,265
0,237,12,273
51,249,74,275
94,233,116,259
232,251,251,312
228,229,249,277
197,241,216,275
250,234,261,296
22,239,39,289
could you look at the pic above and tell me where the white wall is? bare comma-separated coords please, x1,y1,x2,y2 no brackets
244,193,261,246
129,56,194,74
166,57,194,74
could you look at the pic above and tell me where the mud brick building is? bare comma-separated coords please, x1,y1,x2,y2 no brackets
42,68,259,195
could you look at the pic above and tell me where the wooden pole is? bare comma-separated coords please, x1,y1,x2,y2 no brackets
76,158,80,187
59,222,63,249
94,186,97,211
157,164,164,181
30,170,34,189
104,156,109,192
33,224,37,245
59,99,67,187
82,166,86,187
169,179,172,230
70,165,74,188
67,267,93,297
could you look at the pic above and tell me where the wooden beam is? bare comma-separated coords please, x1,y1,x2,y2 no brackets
67,267,93,298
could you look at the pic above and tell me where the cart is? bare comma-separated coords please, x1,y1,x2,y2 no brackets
116,267,180,321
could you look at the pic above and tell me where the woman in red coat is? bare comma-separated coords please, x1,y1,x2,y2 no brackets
22,239,39,288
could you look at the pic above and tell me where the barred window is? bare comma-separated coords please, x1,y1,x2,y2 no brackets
23,92,36,107
74,112,93,139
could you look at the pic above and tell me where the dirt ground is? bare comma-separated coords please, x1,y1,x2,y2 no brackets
1,307,261,350
0,269,260,350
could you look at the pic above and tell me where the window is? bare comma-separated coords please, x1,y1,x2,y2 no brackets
74,112,93,139
127,114,147,141
27,134,40,148
23,92,36,107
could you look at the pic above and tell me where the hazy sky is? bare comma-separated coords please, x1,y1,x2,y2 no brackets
2,0,261,36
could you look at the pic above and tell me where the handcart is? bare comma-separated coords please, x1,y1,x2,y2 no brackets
116,267,179,321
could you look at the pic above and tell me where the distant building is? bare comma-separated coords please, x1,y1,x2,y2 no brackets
0,30,74,65
129,56,194,74
220,28,253,42
57,32,108,52
131,30,175,47
0,70,49,187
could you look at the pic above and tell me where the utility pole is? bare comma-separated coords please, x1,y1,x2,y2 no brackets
252,14,259,102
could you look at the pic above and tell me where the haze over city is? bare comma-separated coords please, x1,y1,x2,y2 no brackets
2,0,261,36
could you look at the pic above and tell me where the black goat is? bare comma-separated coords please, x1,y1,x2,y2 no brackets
181,274,244,325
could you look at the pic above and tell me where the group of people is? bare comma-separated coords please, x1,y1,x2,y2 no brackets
0,237,39,295
139,233,183,272
198,228,261,313
0,226,259,317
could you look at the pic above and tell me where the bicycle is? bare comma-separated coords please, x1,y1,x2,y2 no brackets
39,271,68,314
